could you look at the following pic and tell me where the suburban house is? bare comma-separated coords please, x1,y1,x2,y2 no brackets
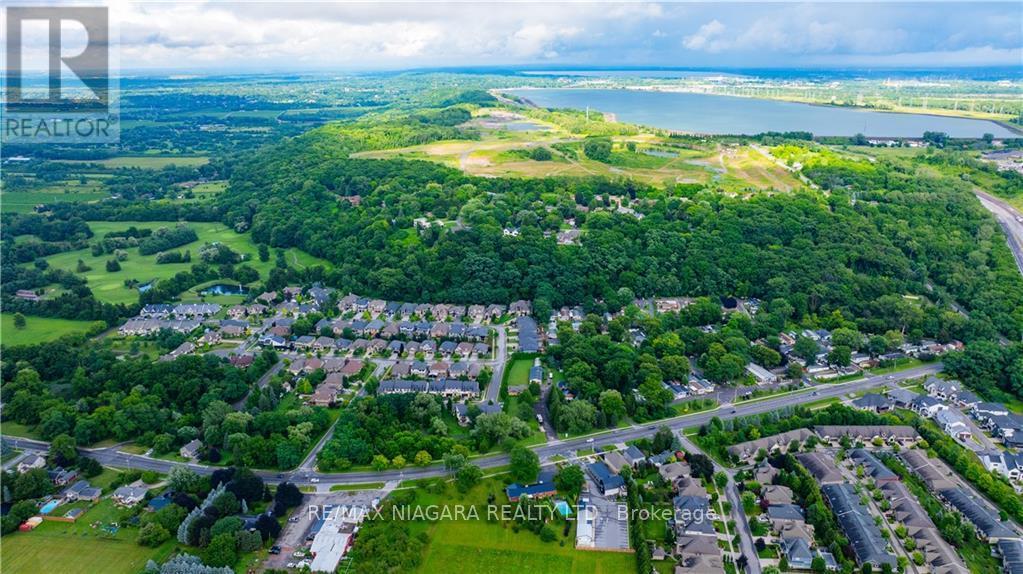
658,462,690,483
603,451,631,474
821,483,897,568
761,484,794,506
978,451,1023,482
112,484,150,506
886,388,920,407
745,362,779,384
64,480,102,502
505,469,557,502
726,428,814,462
851,393,892,413
911,395,948,418
813,425,919,445
935,409,972,440
179,439,203,459
849,449,899,483
587,462,625,497
924,378,961,400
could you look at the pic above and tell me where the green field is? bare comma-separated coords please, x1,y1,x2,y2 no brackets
1,191,109,213
0,499,177,574
63,156,209,169
406,479,636,574
37,220,332,304
504,357,536,389
1,313,102,346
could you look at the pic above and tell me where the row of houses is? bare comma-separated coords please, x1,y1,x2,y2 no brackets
899,450,1019,542
749,463,840,572
668,463,725,574
794,452,897,569
317,317,492,341
119,318,201,336
728,426,920,463
390,360,485,380
140,303,222,319
337,294,531,322
376,379,481,399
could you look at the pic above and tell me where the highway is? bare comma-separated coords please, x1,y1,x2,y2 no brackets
2,363,941,486
975,189,1023,276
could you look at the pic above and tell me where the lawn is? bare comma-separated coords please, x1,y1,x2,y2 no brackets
38,220,332,304
0,499,178,574
330,482,385,491
1,421,45,440
62,155,209,169
503,357,536,390
1,313,103,346
406,479,637,574
1,190,108,213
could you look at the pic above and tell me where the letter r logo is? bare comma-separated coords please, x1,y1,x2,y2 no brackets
5,6,109,111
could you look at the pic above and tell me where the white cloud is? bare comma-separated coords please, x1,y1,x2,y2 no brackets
683,19,727,52
5,2,1016,70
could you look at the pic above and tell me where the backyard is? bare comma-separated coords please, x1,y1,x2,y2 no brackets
405,478,636,574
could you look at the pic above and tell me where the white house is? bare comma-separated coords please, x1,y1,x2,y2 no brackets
745,363,779,385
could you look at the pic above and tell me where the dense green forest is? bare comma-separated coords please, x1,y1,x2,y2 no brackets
198,115,1023,344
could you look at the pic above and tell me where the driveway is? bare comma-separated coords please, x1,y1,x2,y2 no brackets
677,434,762,574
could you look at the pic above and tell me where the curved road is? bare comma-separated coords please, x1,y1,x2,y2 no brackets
975,189,1023,276
3,364,941,486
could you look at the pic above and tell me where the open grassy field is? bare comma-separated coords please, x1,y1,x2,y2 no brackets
1,313,102,346
354,107,802,193
0,499,178,574
61,155,209,169
37,220,332,304
405,478,636,574
504,357,535,389
1,177,110,214
1,190,109,214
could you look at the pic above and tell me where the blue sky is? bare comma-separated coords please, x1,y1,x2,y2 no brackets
12,2,1023,71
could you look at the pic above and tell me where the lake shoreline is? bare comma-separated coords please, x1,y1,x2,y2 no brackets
504,86,1021,138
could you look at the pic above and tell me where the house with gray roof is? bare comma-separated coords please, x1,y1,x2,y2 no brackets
726,428,814,462
781,537,815,571
851,393,892,413
849,449,899,483
938,487,1015,541
588,462,625,496
822,483,896,568
886,387,920,407
673,495,715,536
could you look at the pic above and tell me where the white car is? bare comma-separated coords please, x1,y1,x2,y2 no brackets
310,477,320,483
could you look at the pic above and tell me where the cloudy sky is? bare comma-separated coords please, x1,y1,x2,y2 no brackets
8,1,1023,71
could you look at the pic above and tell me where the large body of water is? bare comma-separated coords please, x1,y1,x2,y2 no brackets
508,88,1018,138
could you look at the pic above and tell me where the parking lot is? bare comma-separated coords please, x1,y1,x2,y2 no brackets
584,479,630,551
263,489,382,571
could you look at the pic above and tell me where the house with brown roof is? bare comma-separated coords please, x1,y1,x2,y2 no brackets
658,462,691,483
339,360,364,377
762,484,794,505
726,428,814,462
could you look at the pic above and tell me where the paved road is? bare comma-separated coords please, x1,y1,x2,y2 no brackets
677,434,762,574
975,189,1023,276
484,325,509,404
232,359,283,409
3,364,941,486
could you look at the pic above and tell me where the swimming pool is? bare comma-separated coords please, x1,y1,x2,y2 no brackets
40,500,59,514
554,500,572,517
